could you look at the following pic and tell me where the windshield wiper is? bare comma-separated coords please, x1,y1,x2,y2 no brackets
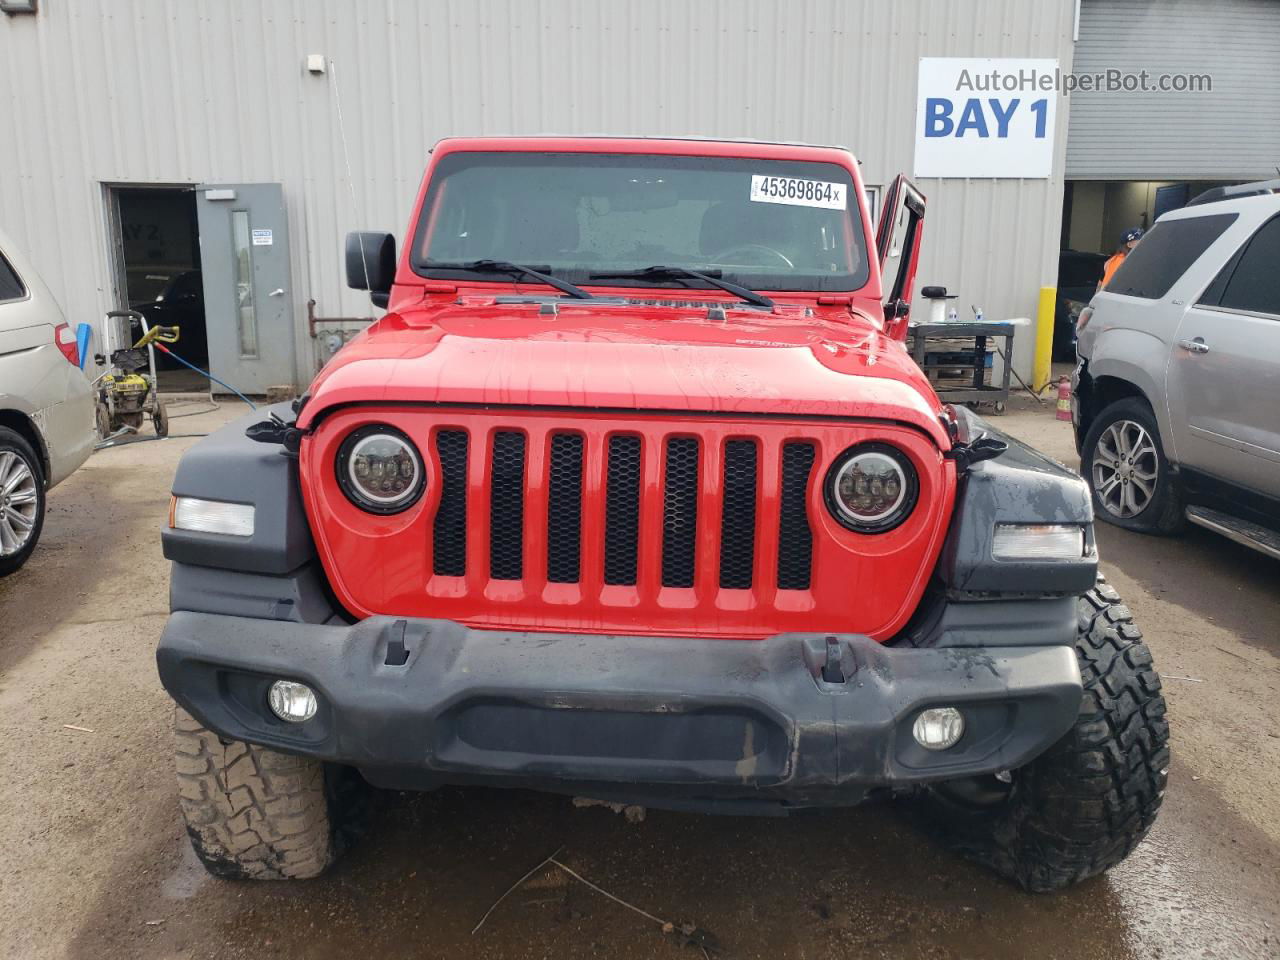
425,259,595,300
588,265,774,309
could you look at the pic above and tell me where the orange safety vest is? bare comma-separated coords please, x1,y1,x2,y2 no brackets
1100,252,1127,289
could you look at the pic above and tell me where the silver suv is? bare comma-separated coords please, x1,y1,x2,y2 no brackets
1073,181,1280,558
0,229,96,575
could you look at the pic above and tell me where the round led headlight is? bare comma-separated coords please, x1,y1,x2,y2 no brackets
336,425,425,514
824,443,918,533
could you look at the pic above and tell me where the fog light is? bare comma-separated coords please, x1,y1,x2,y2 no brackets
267,680,318,723
912,707,964,750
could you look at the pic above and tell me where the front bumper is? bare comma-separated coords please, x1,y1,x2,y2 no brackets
157,612,1082,811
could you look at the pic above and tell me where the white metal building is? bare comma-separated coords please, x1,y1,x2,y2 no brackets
1,0,1274,390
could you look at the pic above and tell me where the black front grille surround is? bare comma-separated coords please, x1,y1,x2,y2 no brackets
489,431,527,580
603,434,642,586
778,442,817,590
432,430,469,576
661,437,700,588
546,433,584,583
719,440,758,589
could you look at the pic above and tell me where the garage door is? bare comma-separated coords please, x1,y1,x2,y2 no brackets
1066,0,1280,180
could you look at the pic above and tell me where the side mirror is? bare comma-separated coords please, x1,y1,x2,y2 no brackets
345,232,396,309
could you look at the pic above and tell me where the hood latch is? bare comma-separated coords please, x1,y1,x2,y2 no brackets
246,412,304,457
945,434,1008,473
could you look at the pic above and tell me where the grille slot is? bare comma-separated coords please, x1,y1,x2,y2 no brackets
661,437,700,588
778,442,816,590
432,430,469,576
489,431,526,580
603,435,642,586
719,440,758,589
546,433,584,583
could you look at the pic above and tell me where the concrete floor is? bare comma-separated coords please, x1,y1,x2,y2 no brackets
1,396,1277,960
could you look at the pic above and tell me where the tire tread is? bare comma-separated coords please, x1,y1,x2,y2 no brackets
927,577,1170,892
173,707,336,880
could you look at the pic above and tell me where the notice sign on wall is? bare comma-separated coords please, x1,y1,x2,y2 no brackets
914,58,1059,179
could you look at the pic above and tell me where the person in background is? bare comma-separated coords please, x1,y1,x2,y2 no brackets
1099,227,1144,290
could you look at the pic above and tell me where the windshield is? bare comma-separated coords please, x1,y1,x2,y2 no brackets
412,151,870,293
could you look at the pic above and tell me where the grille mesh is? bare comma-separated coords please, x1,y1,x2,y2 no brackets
719,441,758,589
777,442,816,590
603,435,642,586
489,431,526,580
661,437,700,588
432,430,468,576
546,433,584,583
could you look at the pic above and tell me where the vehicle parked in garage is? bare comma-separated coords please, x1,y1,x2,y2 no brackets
0,229,96,576
130,270,208,368
1052,250,1106,362
1074,180,1280,558
156,138,1169,892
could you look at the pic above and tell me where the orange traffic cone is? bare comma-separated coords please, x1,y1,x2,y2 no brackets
1055,376,1072,421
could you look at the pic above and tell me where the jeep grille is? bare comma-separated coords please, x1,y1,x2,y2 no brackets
428,425,815,592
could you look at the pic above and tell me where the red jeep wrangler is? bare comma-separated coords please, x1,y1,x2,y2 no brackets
158,138,1168,892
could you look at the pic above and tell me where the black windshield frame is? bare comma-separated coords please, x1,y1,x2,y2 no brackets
410,151,871,294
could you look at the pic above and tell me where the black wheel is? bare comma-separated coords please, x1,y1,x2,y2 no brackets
153,399,170,438
1081,397,1184,534
174,707,367,879
95,404,114,440
920,578,1170,892
0,426,46,577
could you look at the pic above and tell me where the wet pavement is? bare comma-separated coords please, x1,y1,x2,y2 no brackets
2,398,1278,960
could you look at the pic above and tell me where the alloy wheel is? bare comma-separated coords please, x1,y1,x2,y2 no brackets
0,451,39,557
1092,419,1159,519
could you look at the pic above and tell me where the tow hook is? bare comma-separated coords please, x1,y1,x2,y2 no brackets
945,433,1008,473
384,619,411,666
821,636,848,684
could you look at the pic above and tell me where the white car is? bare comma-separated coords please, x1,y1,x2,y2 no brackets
0,229,96,575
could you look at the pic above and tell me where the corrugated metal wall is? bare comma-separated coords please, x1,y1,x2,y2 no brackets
0,0,1075,385
1067,0,1280,180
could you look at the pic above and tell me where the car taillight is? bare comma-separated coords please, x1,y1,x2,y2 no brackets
54,323,78,365
1075,305,1094,334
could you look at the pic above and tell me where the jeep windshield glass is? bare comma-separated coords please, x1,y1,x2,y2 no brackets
412,152,870,294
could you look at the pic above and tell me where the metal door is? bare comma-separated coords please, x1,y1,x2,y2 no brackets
875,177,926,316
875,174,926,334
1168,214,1280,493
195,184,295,393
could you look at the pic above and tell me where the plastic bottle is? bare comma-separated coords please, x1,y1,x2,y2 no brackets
947,306,958,323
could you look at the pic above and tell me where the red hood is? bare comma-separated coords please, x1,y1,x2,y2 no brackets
299,298,949,447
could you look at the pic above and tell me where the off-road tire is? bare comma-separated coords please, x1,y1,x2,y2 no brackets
923,578,1170,892
0,426,46,578
174,707,365,880
1082,397,1184,534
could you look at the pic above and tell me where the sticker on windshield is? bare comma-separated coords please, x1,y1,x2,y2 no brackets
749,174,847,210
